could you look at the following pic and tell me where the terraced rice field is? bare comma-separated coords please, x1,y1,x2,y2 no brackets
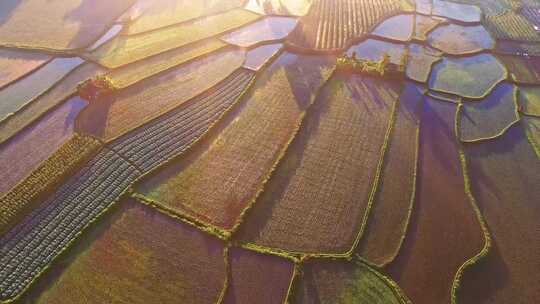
1,1,540,303
428,54,508,99
102,39,228,89
136,53,334,232
77,49,245,142
123,0,245,35
414,15,446,41
406,43,442,83
0,0,134,51
518,86,540,117
427,24,495,55
236,74,401,254
356,82,423,267
221,16,298,48
287,0,414,51
245,0,314,16
485,11,540,42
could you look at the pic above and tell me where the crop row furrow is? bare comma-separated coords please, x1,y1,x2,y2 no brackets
110,69,254,172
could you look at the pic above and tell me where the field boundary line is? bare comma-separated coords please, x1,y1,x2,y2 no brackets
451,102,492,304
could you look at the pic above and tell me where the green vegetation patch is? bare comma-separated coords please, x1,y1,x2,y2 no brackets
0,134,101,236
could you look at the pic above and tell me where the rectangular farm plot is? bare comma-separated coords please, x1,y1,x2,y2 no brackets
0,134,101,237
0,0,134,51
104,39,228,89
136,52,335,232
24,199,227,304
236,74,400,254
0,96,88,195
88,9,260,69
76,49,245,142
224,247,294,304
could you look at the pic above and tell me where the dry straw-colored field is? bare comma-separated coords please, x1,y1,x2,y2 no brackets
236,74,401,254
136,52,335,232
